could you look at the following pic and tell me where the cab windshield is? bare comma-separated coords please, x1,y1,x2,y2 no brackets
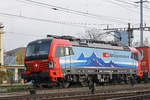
25,39,52,61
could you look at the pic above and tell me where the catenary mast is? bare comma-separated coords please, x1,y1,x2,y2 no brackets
135,0,148,46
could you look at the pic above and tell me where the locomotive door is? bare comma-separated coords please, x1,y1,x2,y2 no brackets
64,46,72,72
61,46,73,88
55,46,70,73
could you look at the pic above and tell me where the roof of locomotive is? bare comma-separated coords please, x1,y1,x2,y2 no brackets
47,35,129,50
136,46,150,48
28,38,52,45
71,41,129,50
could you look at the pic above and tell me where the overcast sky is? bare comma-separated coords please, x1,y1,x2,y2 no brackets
0,0,150,51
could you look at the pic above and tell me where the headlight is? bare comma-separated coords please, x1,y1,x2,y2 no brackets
49,61,54,68
24,67,27,71
24,64,27,71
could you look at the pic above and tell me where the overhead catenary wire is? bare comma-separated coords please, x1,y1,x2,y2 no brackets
105,0,150,21
113,0,150,10
106,0,137,9
0,11,105,29
16,0,129,24
104,0,138,13
113,0,138,7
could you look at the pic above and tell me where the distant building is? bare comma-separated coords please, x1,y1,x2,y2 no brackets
0,47,26,83
4,47,26,65
5,47,25,56
4,56,16,65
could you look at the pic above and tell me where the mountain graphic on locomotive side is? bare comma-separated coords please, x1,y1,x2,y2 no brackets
22,35,150,88
76,53,119,67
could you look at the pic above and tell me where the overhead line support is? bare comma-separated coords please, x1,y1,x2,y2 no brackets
135,0,148,46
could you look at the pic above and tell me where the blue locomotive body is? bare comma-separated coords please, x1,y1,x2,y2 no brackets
60,46,138,68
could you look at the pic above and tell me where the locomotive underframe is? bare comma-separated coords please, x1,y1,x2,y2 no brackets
23,67,149,88
61,67,139,85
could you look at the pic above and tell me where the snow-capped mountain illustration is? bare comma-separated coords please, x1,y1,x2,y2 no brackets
78,53,119,67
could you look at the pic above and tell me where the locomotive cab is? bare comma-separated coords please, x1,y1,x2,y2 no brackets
22,38,72,84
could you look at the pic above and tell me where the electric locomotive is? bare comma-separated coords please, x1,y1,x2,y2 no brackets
22,35,141,87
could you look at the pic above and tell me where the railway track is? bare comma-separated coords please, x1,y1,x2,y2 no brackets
1,89,150,100
0,84,150,97
1,83,150,100
109,93,150,100
42,91,150,100
1,83,150,94
1,83,150,99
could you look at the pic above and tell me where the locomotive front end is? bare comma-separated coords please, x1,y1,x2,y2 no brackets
22,39,52,84
22,38,72,87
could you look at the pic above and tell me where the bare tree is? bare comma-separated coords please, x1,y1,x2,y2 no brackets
83,28,104,40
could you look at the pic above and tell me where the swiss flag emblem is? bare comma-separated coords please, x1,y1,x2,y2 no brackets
103,52,109,57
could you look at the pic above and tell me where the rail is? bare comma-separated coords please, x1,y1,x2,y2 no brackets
1,89,150,100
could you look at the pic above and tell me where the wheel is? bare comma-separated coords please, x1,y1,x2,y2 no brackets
80,81,88,87
136,77,141,83
33,83,40,88
42,85,49,88
144,78,148,83
62,81,70,88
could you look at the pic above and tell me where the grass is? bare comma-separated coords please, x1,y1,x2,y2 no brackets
0,85,34,92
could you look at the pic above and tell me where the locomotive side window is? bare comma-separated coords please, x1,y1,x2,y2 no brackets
64,47,74,56
55,46,65,57
69,47,74,55
131,53,138,61
55,46,74,57
65,47,69,56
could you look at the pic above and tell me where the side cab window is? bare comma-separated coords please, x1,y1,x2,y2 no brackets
55,46,74,57
55,46,65,57
64,46,74,56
